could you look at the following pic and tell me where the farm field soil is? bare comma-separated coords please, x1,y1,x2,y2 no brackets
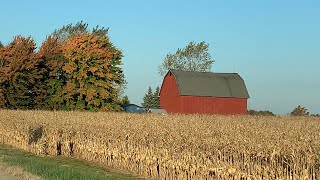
0,170,17,180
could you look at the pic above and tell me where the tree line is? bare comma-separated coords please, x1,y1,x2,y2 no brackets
248,105,319,117
0,22,127,111
3,23,316,116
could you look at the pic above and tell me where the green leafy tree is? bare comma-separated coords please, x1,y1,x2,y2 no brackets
37,36,66,110
158,41,214,76
61,33,124,111
153,86,160,108
142,87,153,109
0,36,45,109
52,21,108,43
121,95,130,105
290,105,310,116
0,41,3,48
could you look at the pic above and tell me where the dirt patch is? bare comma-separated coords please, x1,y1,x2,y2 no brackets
0,162,42,180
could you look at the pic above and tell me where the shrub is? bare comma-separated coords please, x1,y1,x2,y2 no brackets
290,105,310,116
248,109,275,116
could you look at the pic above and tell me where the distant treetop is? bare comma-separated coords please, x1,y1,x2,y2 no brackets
158,41,214,76
52,21,108,43
290,105,310,116
248,110,275,116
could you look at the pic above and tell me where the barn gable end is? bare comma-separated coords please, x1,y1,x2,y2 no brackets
159,71,181,113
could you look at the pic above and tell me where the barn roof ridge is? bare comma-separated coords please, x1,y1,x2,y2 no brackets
168,69,249,98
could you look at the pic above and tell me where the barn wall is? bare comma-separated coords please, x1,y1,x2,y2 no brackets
180,96,247,115
160,71,248,115
159,72,181,113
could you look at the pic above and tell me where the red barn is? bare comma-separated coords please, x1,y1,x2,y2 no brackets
159,70,250,115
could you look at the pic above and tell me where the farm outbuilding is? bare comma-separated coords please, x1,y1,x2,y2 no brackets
122,104,146,113
159,70,250,115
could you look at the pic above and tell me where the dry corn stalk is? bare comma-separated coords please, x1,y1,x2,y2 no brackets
0,110,320,179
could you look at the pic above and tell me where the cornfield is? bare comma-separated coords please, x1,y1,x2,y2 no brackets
0,110,320,179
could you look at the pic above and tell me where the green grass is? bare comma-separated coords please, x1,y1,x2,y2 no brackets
0,144,143,180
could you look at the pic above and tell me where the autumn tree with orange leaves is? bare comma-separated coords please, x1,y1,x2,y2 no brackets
61,33,124,111
0,36,45,109
0,22,125,111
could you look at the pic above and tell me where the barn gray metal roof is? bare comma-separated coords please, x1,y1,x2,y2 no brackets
170,70,250,98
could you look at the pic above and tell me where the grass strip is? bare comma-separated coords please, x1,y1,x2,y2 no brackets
0,144,142,180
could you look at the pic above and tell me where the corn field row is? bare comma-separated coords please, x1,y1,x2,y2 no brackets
0,110,320,179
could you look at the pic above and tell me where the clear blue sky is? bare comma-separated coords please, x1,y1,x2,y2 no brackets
1,0,319,114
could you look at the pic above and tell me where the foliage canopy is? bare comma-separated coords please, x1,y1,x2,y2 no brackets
0,22,125,111
0,36,45,109
158,41,214,76
52,21,108,43
61,33,124,111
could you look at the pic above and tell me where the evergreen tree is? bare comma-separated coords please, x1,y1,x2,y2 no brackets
142,86,160,109
153,86,160,108
142,87,153,108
